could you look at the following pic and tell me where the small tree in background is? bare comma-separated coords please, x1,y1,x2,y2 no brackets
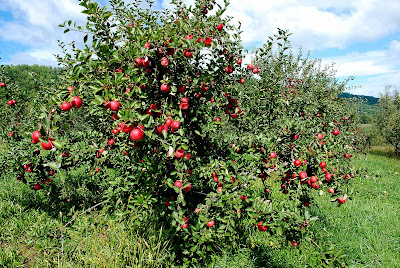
376,86,400,153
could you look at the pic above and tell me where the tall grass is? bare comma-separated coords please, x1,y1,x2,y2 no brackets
1,147,399,267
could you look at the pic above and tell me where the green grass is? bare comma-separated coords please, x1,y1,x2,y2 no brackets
1,148,399,267
310,148,400,268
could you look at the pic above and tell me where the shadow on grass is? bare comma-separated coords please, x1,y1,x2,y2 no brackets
368,146,400,158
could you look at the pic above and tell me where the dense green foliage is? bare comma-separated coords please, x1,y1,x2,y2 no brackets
376,87,400,154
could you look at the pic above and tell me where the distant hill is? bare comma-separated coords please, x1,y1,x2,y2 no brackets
338,93,378,124
338,92,379,105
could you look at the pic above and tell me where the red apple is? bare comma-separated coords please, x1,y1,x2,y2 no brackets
144,42,151,49
0,82,6,87
160,57,169,67
110,100,120,111
337,198,346,204
41,139,53,150
299,171,307,180
257,221,268,231
32,130,41,143
175,149,185,158
160,84,170,93
130,128,144,141
270,152,277,159
247,64,254,70
317,133,323,140
252,68,259,74
61,102,72,111
328,188,334,194
33,184,42,191
174,181,182,188
319,162,326,168
333,129,340,136
171,120,180,130
294,159,302,167
165,118,172,127
216,23,223,31
225,66,233,74
183,183,192,192
207,220,215,227
71,96,82,108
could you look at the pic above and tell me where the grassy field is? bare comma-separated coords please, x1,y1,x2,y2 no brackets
1,147,399,267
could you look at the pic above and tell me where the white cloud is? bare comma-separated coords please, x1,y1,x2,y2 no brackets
1,0,400,97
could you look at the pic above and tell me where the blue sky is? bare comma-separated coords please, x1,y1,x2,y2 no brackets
1,0,399,97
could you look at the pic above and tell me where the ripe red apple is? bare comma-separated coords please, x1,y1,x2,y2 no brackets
171,120,180,130
160,57,169,67
160,84,170,93
238,78,245,84
134,57,143,67
319,162,326,168
328,188,334,194
180,102,189,110
32,130,41,143
183,49,193,58
181,223,188,229
71,96,82,108
270,152,277,159
216,23,223,31
144,42,151,49
310,176,318,183
181,97,189,103
240,195,246,201
34,184,42,191
165,118,172,127
204,37,212,46
237,59,242,64
257,221,268,231
317,133,323,140
183,183,192,192
337,198,346,204
108,138,115,145
252,68,259,74
247,64,254,70
61,102,71,111
175,149,185,158
178,85,186,93
325,173,332,181
49,170,55,176
41,139,53,150
174,180,182,188
96,167,100,172
207,220,215,227
216,186,223,192
185,34,193,39
299,171,307,180
0,82,6,87
333,129,340,136
291,241,298,247
294,159,302,167
110,100,120,111
130,128,144,141
225,66,233,74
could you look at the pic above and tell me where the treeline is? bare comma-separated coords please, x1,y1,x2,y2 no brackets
339,92,378,124
0,65,380,124
2,65,63,94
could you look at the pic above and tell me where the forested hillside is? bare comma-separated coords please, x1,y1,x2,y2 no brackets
339,92,378,124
